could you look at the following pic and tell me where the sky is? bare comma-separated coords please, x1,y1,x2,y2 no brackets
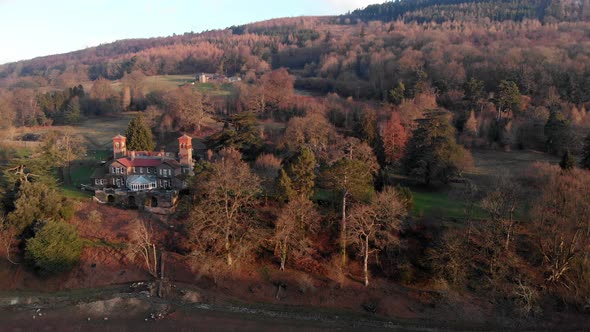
0,0,382,65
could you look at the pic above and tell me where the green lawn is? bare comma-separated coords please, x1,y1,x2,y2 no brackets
195,82,235,96
59,162,97,199
412,190,467,219
87,149,109,161
411,186,491,220
60,185,92,199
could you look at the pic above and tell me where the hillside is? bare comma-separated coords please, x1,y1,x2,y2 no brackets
1,1,590,329
1,0,590,105
344,0,590,23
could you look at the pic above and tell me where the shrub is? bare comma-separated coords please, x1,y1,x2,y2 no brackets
25,221,84,275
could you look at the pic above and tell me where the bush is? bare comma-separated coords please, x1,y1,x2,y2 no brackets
25,221,84,275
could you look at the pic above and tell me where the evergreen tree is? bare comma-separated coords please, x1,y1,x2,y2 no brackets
277,147,316,201
581,132,590,170
63,96,81,124
125,114,155,151
545,110,571,155
464,78,485,110
403,110,472,185
389,81,405,105
494,80,521,118
276,168,296,202
560,149,576,171
206,112,262,159
25,221,84,275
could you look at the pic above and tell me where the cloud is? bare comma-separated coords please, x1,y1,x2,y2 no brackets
323,0,383,12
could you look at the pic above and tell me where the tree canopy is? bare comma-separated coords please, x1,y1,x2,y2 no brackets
25,221,84,275
403,111,472,185
125,114,155,151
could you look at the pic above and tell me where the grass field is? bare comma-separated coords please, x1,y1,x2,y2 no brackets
141,74,196,91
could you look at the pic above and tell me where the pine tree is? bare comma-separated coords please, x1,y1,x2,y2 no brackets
276,169,296,203
288,148,316,197
63,96,81,125
581,133,590,170
389,81,405,105
494,80,521,118
403,110,472,185
125,114,155,151
560,149,575,171
545,110,571,155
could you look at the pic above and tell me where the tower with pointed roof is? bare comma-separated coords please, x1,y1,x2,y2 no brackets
113,135,127,159
178,134,193,174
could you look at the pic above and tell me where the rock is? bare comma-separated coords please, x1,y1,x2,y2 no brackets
181,291,202,303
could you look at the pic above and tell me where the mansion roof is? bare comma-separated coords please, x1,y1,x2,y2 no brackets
115,157,181,168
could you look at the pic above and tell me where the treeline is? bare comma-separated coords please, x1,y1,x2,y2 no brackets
344,0,590,24
3,4,590,110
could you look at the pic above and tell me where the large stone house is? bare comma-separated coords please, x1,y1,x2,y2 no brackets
92,134,193,211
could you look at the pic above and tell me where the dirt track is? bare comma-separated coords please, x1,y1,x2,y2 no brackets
0,284,447,332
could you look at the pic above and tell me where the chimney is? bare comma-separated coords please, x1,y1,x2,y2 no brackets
130,151,136,160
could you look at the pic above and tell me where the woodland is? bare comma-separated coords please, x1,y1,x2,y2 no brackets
0,0,590,328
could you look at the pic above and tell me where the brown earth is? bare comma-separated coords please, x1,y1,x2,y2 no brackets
0,202,589,331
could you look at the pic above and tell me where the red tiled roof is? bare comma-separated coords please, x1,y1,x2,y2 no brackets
178,134,192,142
116,158,164,167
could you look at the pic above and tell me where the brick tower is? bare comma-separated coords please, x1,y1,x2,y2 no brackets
178,134,193,173
113,135,127,159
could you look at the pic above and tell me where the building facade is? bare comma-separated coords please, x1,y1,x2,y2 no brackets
92,134,193,210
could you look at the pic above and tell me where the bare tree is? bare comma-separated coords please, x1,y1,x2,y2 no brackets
273,196,319,271
165,86,210,133
43,130,86,184
130,219,158,278
190,148,261,266
481,176,521,250
348,187,405,286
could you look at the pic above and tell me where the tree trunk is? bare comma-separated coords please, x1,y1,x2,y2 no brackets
505,220,513,251
226,238,233,266
341,191,347,267
364,236,369,287
280,242,287,271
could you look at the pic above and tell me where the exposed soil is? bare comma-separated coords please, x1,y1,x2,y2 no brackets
0,202,589,331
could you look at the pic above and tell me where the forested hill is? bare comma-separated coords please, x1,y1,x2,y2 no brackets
344,0,589,23
3,0,590,106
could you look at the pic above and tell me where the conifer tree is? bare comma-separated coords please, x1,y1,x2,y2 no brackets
125,114,155,151
276,169,296,203
276,148,316,202
403,110,472,185
560,149,575,171
545,110,571,155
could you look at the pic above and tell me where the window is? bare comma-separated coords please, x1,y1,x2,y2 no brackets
140,167,143,174
133,167,136,173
